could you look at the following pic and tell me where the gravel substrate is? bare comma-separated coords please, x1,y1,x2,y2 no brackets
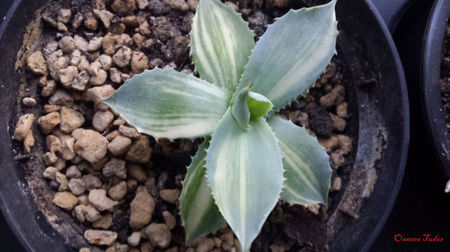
13,0,355,251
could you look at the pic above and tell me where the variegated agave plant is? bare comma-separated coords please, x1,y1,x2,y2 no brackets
104,0,338,250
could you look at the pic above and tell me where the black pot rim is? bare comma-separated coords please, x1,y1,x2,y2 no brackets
359,1,410,250
422,0,450,180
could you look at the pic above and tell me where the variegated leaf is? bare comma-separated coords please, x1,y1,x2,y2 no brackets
231,87,250,130
190,0,255,90
238,0,338,112
103,68,231,139
206,109,284,251
268,115,331,206
180,138,226,242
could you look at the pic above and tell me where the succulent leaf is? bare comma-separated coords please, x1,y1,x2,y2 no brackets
231,87,251,130
247,91,273,120
190,0,255,90
206,109,284,252
238,0,338,113
180,138,226,242
103,68,231,139
268,115,331,206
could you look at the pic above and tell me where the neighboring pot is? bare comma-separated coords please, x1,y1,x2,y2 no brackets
422,0,450,181
0,0,409,251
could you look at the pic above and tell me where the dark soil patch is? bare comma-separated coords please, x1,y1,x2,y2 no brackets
441,24,450,130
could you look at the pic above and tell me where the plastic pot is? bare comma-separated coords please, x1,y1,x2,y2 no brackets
422,0,450,182
0,0,409,251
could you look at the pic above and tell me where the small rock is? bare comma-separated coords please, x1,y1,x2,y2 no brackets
74,35,89,52
37,112,61,135
145,223,171,249
307,204,320,215
79,248,90,252
22,97,37,107
336,102,348,118
130,51,148,73
159,189,180,203
92,213,113,229
337,134,352,154
119,125,139,139
41,80,57,97
138,20,151,36
109,67,122,83
128,164,146,182
127,232,141,247
88,37,103,52
84,12,98,31
97,54,113,70
102,33,119,55
90,69,108,86
89,189,119,212
59,66,79,88
221,232,234,250
78,56,90,70
72,70,90,91
43,166,58,180
111,0,137,15
43,104,60,113
93,9,114,28
66,165,82,178
330,113,346,131
54,156,67,170
14,114,35,141
196,238,215,252
319,85,345,107
318,136,339,153
49,89,74,106
162,211,176,229
85,85,115,103
72,129,108,163
108,181,128,200
84,230,117,246
27,51,47,75
129,191,155,229
74,204,102,222
83,174,103,190
53,191,78,210
43,152,58,165
111,22,126,34
47,50,67,81
103,158,127,179
93,110,114,132
125,135,152,163
59,36,76,54
56,171,69,191
72,13,84,29
60,106,85,133
106,130,121,141
113,46,132,68
57,9,72,23
331,176,342,191
57,133,76,160
70,49,81,65
69,178,86,195
164,0,189,11
136,0,148,9
108,135,132,156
